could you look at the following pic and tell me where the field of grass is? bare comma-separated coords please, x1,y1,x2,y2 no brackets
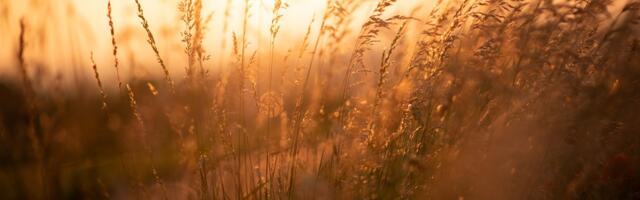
1,0,640,199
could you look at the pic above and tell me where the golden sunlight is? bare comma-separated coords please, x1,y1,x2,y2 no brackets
1,0,639,199
1,0,425,81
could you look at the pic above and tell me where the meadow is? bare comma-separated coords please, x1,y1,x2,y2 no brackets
1,0,640,199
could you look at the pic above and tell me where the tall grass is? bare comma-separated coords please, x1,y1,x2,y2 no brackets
133,0,175,92
107,0,122,90
2,0,640,199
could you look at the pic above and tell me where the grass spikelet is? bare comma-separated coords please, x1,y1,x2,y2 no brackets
6,1,640,199
298,15,315,59
107,0,122,90
369,20,407,134
339,0,401,126
178,0,194,72
266,0,287,152
90,52,108,110
133,0,175,92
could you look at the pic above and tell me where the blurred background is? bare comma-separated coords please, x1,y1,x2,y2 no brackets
1,0,639,199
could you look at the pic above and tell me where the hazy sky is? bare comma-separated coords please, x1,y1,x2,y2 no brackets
0,0,431,84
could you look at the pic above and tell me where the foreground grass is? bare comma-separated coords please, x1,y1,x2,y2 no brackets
1,0,640,199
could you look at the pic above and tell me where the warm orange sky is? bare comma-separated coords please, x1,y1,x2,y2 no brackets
0,0,433,83
2,0,630,87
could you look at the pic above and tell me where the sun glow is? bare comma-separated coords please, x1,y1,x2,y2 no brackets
2,0,638,199
0,0,430,83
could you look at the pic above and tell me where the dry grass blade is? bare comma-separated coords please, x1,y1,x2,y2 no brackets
4,1,640,199
133,0,175,92
90,52,108,110
107,0,122,90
